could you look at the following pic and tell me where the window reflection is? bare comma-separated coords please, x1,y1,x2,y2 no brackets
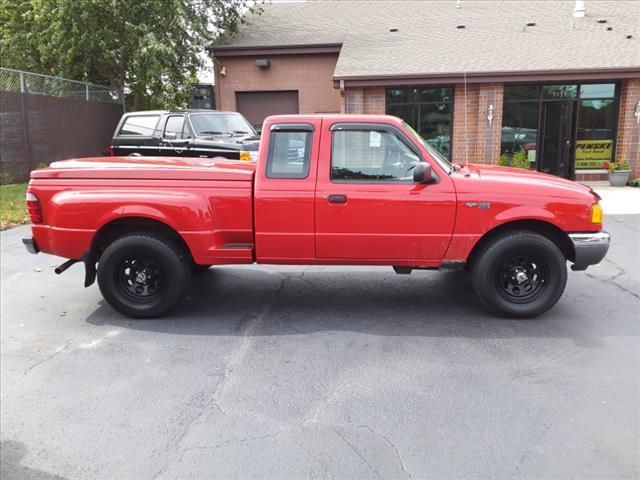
580,84,615,99
576,98,616,169
501,101,539,169
542,85,577,99
331,130,420,182
386,87,453,159
501,83,618,172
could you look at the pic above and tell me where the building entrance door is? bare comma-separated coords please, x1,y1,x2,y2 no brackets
537,100,575,179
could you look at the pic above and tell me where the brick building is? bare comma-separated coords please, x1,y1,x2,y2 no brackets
210,0,640,181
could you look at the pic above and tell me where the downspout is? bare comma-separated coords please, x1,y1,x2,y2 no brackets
210,49,223,110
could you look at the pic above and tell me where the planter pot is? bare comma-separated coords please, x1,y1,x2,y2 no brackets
608,170,631,187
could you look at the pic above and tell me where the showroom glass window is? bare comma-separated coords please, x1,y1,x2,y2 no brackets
501,85,541,166
386,87,453,159
501,83,618,170
575,84,617,169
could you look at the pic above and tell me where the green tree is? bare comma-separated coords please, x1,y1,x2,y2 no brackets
0,0,259,110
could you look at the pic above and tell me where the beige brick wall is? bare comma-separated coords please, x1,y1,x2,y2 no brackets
615,78,640,179
215,53,342,114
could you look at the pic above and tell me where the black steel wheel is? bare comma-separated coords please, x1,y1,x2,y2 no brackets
497,255,547,303
97,234,191,318
115,255,164,301
472,231,567,318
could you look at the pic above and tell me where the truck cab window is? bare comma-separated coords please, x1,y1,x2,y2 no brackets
164,115,185,139
331,130,420,182
266,130,312,179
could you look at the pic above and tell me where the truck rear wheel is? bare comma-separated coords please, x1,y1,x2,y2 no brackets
97,234,191,318
471,231,567,318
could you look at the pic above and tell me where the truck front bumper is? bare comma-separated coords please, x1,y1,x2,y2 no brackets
569,232,610,271
22,237,39,255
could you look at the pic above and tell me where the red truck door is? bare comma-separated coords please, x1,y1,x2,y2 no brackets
254,118,322,262
314,120,456,264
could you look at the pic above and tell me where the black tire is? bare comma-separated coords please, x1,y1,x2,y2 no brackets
97,234,191,318
471,231,567,318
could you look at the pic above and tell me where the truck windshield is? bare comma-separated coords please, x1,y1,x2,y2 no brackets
401,121,454,174
189,113,256,137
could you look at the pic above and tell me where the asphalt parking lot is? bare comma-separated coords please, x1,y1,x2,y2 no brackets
1,215,639,480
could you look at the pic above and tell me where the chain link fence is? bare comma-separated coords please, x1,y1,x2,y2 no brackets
1,68,125,184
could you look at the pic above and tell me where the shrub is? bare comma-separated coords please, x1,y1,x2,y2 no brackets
607,161,631,173
499,151,530,169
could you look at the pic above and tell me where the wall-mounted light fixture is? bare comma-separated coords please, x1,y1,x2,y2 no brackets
487,104,495,127
219,66,226,76
255,58,270,69
634,101,640,124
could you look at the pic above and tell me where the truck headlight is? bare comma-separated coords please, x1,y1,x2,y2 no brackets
249,151,258,162
591,202,603,224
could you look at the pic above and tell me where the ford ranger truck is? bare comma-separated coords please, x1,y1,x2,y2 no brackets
23,114,609,319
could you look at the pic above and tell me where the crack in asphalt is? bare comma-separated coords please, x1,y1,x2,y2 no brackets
179,430,284,455
331,426,384,480
585,257,640,300
356,424,415,480
510,421,553,477
152,277,287,480
602,258,627,283
3,339,75,391
213,277,284,411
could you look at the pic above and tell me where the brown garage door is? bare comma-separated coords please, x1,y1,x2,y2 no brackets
236,91,299,130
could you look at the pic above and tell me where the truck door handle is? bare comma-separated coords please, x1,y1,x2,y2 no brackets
328,195,347,204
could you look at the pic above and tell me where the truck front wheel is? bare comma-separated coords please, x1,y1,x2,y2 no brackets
471,231,567,318
97,234,191,318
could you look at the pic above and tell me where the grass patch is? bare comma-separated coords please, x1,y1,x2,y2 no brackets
1,183,29,230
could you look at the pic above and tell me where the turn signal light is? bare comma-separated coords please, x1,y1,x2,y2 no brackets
591,203,603,224
239,151,251,161
26,191,43,224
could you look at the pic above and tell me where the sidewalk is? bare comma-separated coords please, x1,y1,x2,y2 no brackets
584,182,640,215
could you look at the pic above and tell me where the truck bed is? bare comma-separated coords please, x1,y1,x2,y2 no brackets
28,156,256,264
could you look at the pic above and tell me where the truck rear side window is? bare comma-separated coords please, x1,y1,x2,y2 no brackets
119,115,160,136
266,130,312,179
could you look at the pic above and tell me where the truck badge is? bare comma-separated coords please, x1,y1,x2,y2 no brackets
465,201,491,209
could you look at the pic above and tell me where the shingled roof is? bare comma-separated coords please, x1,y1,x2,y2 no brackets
212,0,640,81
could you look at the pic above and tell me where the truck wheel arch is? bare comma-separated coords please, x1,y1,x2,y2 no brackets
466,219,575,268
91,217,194,262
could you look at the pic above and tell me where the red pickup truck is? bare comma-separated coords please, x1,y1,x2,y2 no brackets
23,114,609,319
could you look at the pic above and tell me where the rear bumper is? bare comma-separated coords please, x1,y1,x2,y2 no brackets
22,237,39,254
569,231,610,271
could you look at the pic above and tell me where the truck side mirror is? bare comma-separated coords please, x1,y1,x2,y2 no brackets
164,132,177,140
413,162,433,184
